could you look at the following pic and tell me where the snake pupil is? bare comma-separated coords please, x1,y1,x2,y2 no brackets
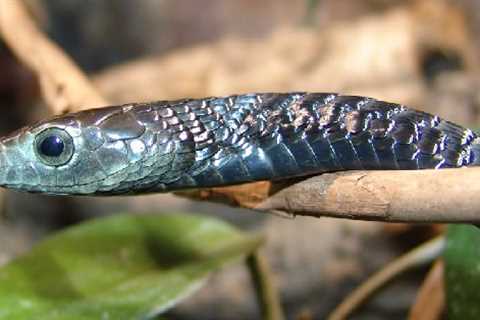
40,135,64,157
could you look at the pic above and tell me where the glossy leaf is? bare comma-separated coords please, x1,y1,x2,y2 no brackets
0,213,263,320
444,225,480,319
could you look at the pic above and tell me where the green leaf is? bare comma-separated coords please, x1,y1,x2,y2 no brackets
445,225,480,319
0,213,263,320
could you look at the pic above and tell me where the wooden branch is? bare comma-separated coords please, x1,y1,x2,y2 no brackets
257,168,480,222
184,167,480,223
0,0,108,114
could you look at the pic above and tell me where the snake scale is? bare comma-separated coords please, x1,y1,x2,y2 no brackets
0,92,478,195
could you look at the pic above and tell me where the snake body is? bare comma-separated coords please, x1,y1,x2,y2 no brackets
0,93,479,195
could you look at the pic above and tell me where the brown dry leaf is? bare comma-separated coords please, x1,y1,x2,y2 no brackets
176,181,273,209
408,260,445,320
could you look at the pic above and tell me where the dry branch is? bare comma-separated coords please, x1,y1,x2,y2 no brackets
185,167,480,223
256,168,480,223
0,0,108,114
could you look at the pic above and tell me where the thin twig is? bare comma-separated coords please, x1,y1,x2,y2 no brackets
184,168,480,223
256,168,480,223
0,0,108,114
246,251,285,320
327,236,445,320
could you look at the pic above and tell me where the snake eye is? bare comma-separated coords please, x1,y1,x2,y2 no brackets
35,128,74,166
40,135,64,157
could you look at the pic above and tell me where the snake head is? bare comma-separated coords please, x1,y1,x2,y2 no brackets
0,104,180,195
0,115,80,194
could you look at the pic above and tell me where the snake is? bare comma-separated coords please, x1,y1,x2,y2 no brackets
0,92,478,195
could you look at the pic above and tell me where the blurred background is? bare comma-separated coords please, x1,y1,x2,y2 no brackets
1,0,480,319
